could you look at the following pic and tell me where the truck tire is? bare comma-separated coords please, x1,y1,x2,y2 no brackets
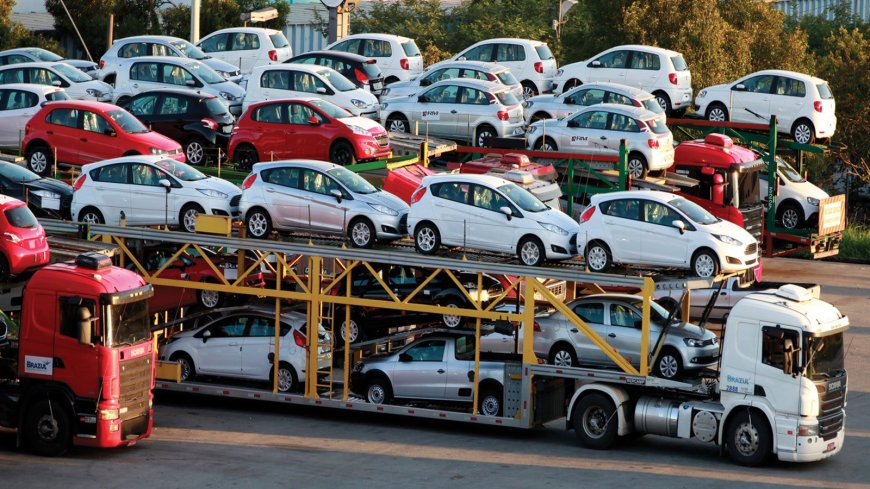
479,385,504,417
726,409,772,466
366,375,393,405
573,393,618,449
24,399,71,457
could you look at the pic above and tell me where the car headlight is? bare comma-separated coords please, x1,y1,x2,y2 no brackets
86,88,104,97
381,88,390,97
32,189,61,199
526,124,539,134
538,222,569,235
714,234,742,246
807,197,820,206
698,90,707,98
149,147,168,155
381,102,389,110
350,99,368,108
368,203,399,216
219,91,237,101
684,337,705,347
352,362,365,372
197,189,228,199
218,71,234,79
524,100,533,108
347,124,370,136
555,68,564,77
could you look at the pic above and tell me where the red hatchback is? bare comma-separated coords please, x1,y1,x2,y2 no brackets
228,97,391,169
21,100,184,176
0,196,49,279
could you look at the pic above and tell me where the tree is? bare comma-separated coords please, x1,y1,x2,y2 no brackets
0,0,63,54
162,0,290,41
350,0,451,65
45,0,117,59
113,0,166,40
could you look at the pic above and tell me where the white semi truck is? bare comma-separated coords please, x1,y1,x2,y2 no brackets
566,284,848,466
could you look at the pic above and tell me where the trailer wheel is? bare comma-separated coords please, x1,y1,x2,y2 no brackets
726,409,772,466
24,399,71,457
573,393,618,449
366,375,393,405
479,385,503,417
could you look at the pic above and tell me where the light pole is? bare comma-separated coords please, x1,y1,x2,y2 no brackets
554,0,578,44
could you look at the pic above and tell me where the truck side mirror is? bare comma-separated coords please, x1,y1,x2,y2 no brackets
77,306,93,346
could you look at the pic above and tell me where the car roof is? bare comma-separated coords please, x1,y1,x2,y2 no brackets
564,81,653,99
201,27,281,36
290,50,371,63
603,44,682,57
0,194,25,208
252,160,339,173
81,155,178,170
113,35,188,45
429,60,509,72
590,189,677,204
577,102,659,119
426,77,505,92
117,56,201,67
468,38,546,46
39,99,118,111
134,87,217,99
0,82,64,94
0,61,67,70
249,96,321,107
422,173,510,187
257,63,333,75
743,69,826,83
337,33,413,43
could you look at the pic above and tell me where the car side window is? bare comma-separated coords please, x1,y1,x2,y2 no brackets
82,111,110,134
130,94,158,115
247,317,290,337
292,72,320,93
471,184,511,212
199,34,227,53
261,70,290,90
262,167,300,188
7,55,31,64
131,164,167,186
495,43,525,62
131,63,159,82
433,182,470,205
333,38,361,54
574,110,608,130
294,55,318,65
208,316,247,337
454,336,475,361
465,69,489,81
606,92,632,106
462,44,493,62
608,113,639,132
609,303,641,328
47,108,79,128
777,77,806,97
573,302,604,324
252,103,284,123
288,102,323,124
630,51,660,70
119,42,146,58
424,67,459,85
93,163,129,184
595,50,628,69
162,64,194,86
458,87,488,105
230,33,260,51
0,89,37,110
151,43,174,57
642,201,679,226
301,169,340,196
576,89,605,106
159,94,190,115
361,39,391,58
404,339,446,361
601,199,640,220
0,69,25,84
29,68,61,86
740,75,775,94
423,84,459,104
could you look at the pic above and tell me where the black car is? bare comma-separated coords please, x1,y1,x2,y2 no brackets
0,161,72,219
121,88,235,165
331,263,504,344
286,51,385,96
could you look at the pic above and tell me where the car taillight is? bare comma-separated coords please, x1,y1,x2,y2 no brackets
486,72,498,81
814,100,823,113
410,186,427,204
497,110,509,121
293,329,305,348
201,118,217,130
98,60,104,69
73,174,87,191
533,321,541,332
268,50,278,62
354,67,369,84
242,173,257,190
400,58,409,70
632,99,642,107
668,73,678,85
3,232,21,244
534,61,543,74
579,205,596,223
648,138,660,149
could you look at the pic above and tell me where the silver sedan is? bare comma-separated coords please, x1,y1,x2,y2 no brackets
480,294,719,379
523,81,663,124
381,60,523,102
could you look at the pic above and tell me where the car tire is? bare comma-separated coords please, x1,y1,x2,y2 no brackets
654,347,684,379
476,124,497,148
534,136,557,152
706,103,729,122
366,375,393,405
573,393,618,450
79,207,104,224
348,217,375,248
439,296,466,329
246,208,272,239
234,144,258,171
521,81,538,101
26,144,53,176
179,203,203,233
197,283,224,310
791,118,815,145
184,137,208,166
275,362,300,393
726,409,772,466
330,140,357,166
23,399,71,457
170,352,196,381
339,316,364,345
386,114,410,133
691,248,720,278
777,201,804,230
517,235,545,267
562,79,581,92
530,112,551,123
585,241,612,273
479,385,504,417
653,91,672,116
627,152,648,179
414,222,440,255
549,343,578,367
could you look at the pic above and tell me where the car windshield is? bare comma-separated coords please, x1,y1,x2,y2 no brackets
106,300,151,347
496,90,520,106
628,298,672,323
817,83,833,100
204,97,229,116
154,159,207,181
328,167,377,194
671,55,688,71
170,39,208,60
187,61,225,84
1,163,40,183
319,69,356,92
777,157,805,183
535,45,555,60
52,63,91,82
645,117,669,134
498,183,547,212
270,33,290,49
28,49,63,62
669,196,719,225
4,205,38,229
495,70,518,86
310,98,352,118
402,41,421,57
804,332,845,380
642,98,664,114
107,109,149,133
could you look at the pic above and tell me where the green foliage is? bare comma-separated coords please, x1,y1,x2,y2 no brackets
838,226,870,262
113,0,165,40
45,0,117,59
162,0,291,40
350,0,452,64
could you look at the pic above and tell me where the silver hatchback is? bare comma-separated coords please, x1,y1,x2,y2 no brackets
523,81,663,124
239,160,409,247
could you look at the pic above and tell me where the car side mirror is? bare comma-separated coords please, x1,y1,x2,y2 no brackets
159,179,172,193
567,119,579,128
202,329,211,343
499,206,512,220
457,56,467,61
185,79,196,87
399,352,412,362
418,95,428,103
104,128,116,137
307,115,321,126
330,188,342,202
52,80,63,87
672,219,686,234
733,83,746,92
564,97,575,105
590,60,601,68
316,86,327,94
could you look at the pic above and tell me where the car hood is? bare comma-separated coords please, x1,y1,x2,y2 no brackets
667,321,716,342
24,178,74,197
359,189,410,212
351,89,379,105
202,58,240,74
698,218,756,245
81,79,113,92
194,176,241,196
788,178,829,201
700,83,730,96
528,207,580,232
63,59,98,70
213,80,246,98
340,116,386,134
527,94,558,105
137,130,182,150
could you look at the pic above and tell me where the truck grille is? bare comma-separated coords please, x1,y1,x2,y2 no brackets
818,374,846,440
740,204,764,245
119,354,152,422
375,134,389,147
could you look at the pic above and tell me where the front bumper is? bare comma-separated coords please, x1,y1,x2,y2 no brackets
542,232,578,260
371,212,408,240
685,345,720,368
778,427,844,462
353,136,391,161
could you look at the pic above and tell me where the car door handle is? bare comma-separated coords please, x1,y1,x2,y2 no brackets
80,138,87,142
451,110,458,114
570,328,579,333
228,342,240,346
46,130,53,135
719,292,727,296
608,333,616,338
132,83,138,88
600,136,607,140
265,188,276,193
437,369,445,374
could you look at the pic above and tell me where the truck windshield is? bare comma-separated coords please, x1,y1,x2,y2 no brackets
106,300,151,347
736,171,761,206
804,332,845,380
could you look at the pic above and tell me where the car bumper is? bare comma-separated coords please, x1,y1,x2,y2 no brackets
371,212,408,240
777,428,844,462
207,197,240,219
667,88,693,109
542,232,578,260
496,122,527,138
353,137,391,161
684,345,720,368
718,243,759,273
814,115,837,139
648,147,675,171
6,244,50,274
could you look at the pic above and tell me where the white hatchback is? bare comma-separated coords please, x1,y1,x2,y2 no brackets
694,69,836,144
325,33,424,84
553,45,692,115
0,83,68,147
577,190,759,278
0,47,98,77
0,62,113,102
760,157,829,229
244,63,380,119
452,38,558,100
197,27,292,74
71,155,241,232
407,173,579,266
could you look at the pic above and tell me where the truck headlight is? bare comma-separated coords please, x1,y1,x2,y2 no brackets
798,422,819,436
807,197,820,206
368,203,398,216
714,234,742,246
198,189,228,199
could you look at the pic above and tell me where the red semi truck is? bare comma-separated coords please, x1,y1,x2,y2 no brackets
0,252,155,456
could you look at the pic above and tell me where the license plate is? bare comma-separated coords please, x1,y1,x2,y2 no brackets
42,196,60,210
222,125,233,134
373,81,383,90
223,267,238,280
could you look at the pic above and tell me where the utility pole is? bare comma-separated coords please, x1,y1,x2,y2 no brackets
190,0,201,43
107,14,114,51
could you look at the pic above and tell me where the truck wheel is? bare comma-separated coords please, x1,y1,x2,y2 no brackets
366,376,393,405
573,393,618,449
549,343,578,367
24,399,71,457
479,385,503,417
170,352,196,381
654,347,684,379
726,409,772,466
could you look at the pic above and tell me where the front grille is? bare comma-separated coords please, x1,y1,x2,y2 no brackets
745,242,758,256
818,375,846,440
569,234,577,247
398,214,408,233
230,195,241,207
375,134,389,147
740,204,764,244
119,355,151,421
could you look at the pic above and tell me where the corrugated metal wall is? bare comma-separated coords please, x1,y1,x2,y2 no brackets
286,24,327,55
769,0,869,21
